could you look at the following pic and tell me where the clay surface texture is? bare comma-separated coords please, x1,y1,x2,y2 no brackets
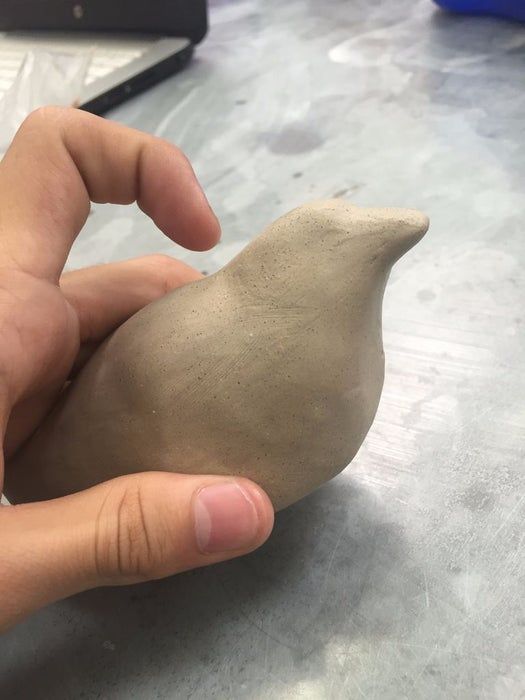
8,200,428,510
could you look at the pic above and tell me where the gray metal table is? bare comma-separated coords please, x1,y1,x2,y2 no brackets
2,1,524,697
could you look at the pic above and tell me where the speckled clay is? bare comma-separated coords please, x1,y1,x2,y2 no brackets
8,200,428,510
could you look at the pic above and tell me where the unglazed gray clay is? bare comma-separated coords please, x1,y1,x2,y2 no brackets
8,200,428,510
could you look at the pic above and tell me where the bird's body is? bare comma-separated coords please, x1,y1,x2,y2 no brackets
8,200,428,509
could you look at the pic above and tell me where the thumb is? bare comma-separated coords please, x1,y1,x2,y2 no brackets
0,472,274,631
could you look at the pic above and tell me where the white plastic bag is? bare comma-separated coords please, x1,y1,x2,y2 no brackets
0,49,91,153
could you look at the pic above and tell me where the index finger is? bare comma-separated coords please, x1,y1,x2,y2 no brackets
0,107,220,281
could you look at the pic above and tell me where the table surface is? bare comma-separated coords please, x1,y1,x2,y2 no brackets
2,1,525,698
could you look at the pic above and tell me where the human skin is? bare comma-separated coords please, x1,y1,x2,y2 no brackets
0,107,274,632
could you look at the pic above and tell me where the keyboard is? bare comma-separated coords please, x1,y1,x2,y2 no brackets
0,33,151,101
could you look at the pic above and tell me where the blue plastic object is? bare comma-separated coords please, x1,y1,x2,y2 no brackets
433,0,525,21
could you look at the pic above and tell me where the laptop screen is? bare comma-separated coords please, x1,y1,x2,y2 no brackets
0,0,208,44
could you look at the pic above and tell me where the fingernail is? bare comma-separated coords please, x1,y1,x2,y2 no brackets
194,482,260,553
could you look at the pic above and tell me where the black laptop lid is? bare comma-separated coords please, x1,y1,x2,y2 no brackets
0,0,208,44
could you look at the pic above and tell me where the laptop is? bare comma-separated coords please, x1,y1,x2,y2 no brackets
0,0,208,115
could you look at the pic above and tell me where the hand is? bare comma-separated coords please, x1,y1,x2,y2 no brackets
0,108,274,632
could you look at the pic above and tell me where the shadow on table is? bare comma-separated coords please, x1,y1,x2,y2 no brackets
1,476,409,698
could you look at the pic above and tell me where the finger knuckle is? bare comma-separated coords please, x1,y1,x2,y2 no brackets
146,254,176,274
160,139,194,175
95,480,167,582
20,106,70,132
144,254,181,295
156,136,188,162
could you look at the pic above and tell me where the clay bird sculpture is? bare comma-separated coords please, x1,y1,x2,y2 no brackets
7,200,428,510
